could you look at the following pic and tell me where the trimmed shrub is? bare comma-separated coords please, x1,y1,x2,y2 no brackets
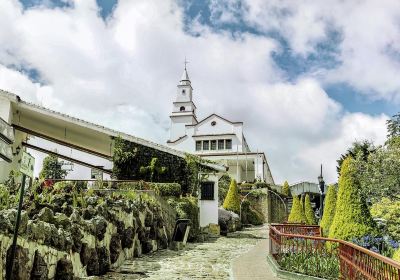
288,195,306,223
320,184,337,236
329,157,376,241
218,174,231,204
150,183,181,197
304,194,316,225
393,248,400,262
282,181,290,197
299,196,307,223
223,179,240,214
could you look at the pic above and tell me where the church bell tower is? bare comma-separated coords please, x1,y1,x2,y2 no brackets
168,64,197,142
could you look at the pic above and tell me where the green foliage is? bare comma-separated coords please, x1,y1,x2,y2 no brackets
304,194,316,225
299,196,307,222
139,157,167,182
393,248,400,262
150,183,181,197
218,174,231,204
254,182,269,189
355,143,400,201
386,113,400,141
223,179,240,214
112,137,213,194
288,195,306,223
241,200,264,225
282,181,290,196
39,154,68,179
329,157,376,241
336,140,374,176
0,184,10,210
370,198,400,241
167,196,199,241
320,184,337,236
278,251,339,279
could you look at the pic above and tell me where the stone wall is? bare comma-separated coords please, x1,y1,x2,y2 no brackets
0,192,177,279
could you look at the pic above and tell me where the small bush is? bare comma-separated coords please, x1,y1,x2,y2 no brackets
0,184,10,210
304,194,316,225
241,201,264,225
254,182,269,189
223,179,240,214
218,174,231,204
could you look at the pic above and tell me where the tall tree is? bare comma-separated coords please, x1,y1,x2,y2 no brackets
386,113,400,140
336,140,375,175
39,155,68,179
329,157,375,241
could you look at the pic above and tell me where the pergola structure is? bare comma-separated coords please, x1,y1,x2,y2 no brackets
0,90,225,181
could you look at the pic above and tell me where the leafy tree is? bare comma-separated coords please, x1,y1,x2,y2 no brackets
336,140,375,175
356,145,400,201
282,181,290,197
288,195,306,223
139,157,167,182
370,198,400,241
329,157,375,241
223,179,241,214
320,184,337,236
386,113,400,141
304,194,316,225
39,155,68,179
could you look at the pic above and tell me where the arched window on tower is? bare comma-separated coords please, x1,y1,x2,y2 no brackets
180,106,185,112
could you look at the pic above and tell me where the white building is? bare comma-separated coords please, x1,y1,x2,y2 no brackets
167,67,275,185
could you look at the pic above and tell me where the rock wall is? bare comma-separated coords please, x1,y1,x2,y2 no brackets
0,193,176,279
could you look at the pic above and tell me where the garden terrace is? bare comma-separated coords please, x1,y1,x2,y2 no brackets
269,223,400,279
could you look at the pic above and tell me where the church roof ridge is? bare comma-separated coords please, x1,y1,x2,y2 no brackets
186,113,243,127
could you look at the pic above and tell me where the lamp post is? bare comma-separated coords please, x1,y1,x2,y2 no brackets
318,164,325,219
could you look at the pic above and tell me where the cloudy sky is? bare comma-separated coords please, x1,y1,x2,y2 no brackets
1,0,399,184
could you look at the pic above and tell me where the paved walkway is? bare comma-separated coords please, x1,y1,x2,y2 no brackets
97,225,270,279
231,232,280,280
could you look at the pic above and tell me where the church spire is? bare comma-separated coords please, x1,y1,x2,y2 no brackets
180,57,190,84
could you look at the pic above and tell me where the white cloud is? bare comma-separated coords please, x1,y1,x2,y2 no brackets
0,0,390,184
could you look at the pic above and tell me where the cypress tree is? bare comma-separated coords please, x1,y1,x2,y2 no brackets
304,194,316,225
288,195,306,223
329,157,375,241
282,181,290,196
299,195,307,223
320,184,337,236
223,179,241,214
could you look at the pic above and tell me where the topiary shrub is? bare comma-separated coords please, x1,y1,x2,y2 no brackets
329,157,376,241
282,181,290,197
288,195,305,223
393,248,400,263
218,174,231,204
304,194,316,225
320,184,337,236
223,179,240,214
299,195,307,223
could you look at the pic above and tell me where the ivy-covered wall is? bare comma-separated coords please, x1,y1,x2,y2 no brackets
112,137,213,195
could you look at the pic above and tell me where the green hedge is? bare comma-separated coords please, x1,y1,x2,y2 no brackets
116,181,181,197
167,196,199,241
320,185,337,236
304,194,316,225
223,179,240,214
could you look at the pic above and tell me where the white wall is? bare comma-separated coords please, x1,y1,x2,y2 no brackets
199,174,219,227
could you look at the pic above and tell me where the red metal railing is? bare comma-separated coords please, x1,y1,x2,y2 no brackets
269,224,400,279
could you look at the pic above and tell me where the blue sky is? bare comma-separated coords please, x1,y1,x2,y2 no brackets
1,0,398,182
17,0,399,117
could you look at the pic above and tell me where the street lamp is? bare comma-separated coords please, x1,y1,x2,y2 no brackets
318,164,325,219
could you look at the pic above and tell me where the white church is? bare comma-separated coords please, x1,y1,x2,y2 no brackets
167,67,275,185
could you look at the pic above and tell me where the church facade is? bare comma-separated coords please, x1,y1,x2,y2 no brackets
167,67,275,185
